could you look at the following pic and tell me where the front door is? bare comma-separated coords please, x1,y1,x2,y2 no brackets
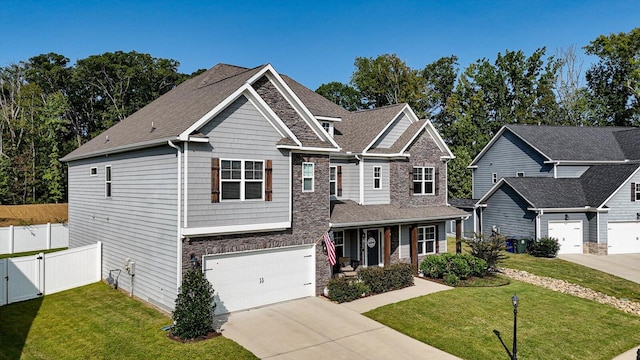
364,228,381,266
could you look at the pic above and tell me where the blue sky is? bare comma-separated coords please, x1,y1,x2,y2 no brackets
1,0,638,90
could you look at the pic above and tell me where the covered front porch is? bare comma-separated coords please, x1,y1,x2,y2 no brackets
330,200,467,275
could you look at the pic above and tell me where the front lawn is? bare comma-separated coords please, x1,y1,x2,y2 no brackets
0,282,256,359
366,280,640,360
502,253,640,302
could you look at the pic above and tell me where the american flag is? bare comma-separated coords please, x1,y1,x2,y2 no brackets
323,231,336,266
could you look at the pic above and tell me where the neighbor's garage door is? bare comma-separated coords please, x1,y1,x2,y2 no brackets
607,222,640,254
204,245,315,315
549,220,583,255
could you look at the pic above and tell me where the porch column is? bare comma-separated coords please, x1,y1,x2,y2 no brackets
456,219,462,254
410,225,418,274
384,226,391,266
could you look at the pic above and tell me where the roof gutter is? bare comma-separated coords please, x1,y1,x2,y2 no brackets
276,145,341,153
330,214,468,228
61,136,180,162
527,206,607,213
543,159,631,165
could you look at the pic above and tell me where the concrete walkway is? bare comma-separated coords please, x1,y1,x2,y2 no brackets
559,253,640,284
219,278,459,359
613,346,640,360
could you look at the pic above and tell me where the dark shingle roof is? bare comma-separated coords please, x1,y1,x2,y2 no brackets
499,163,640,208
449,198,479,209
330,200,467,226
505,125,636,161
334,104,406,153
613,128,640,160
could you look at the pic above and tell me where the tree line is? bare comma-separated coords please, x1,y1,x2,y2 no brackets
1,29,638,204
316,28,639,198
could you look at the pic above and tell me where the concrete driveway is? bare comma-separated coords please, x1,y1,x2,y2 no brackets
219,279,459,359
559,253,640,284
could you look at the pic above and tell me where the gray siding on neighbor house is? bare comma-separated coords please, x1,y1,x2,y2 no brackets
556,165,590,178
473,130,553,199
600,170,640,244
68,146,178,311
372,113,412,149
186,96,290,229
448,210,474,237
481,185,536,239
539,212,589,242
587,213,597,244
363,159,390,205
330,159,359,202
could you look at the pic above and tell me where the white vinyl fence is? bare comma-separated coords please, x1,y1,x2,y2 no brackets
0,223,69,255
0,242,101,306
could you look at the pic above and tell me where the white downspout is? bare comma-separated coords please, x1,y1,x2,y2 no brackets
536,209,543,239
356,155,364,204
168,140,182,296
184,142,188,228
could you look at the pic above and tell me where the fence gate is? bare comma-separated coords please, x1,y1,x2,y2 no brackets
0,259,6,305
7,255,43,304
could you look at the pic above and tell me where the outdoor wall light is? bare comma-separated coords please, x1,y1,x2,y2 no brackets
189,253,200,268
564,214,569,220
637,212,640,220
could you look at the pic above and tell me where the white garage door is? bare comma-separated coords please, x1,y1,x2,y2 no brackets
607,222,640,254
204,245,315,315
549,220,583,255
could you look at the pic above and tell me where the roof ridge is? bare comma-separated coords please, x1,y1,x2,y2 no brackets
197,64,266,89
352,103,406,113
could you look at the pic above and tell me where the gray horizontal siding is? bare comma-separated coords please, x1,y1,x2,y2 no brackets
373,113,412,149
186,96,290,228
556,165,590,178
600,170,640,244
481,185,536,239
331,159,360,202
473,130,553,199
68,146,178,311
363,160,390,205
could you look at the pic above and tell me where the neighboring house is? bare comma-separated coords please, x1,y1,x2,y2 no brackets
463,125,640,255
61,63,466,313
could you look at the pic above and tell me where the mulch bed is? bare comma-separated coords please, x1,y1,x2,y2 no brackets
167,331,221,343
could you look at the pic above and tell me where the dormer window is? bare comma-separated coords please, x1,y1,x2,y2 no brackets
321,122,334,136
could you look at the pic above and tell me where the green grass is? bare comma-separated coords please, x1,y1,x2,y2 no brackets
0,282,257,360
502,253,640,303
0,248,67,259
366,280,640,360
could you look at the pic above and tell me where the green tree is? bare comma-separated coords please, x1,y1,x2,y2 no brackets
172,267,216,340
41,92,69,203
315,81,363,111
584,28,640,126
421,55,459,134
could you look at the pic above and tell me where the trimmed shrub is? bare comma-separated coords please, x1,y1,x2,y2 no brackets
172,268,215,340
357,263,414,294
419,253,450,278
448,256,472,279
444,273,460,286
327,277,370,303
530,237,560,258
465,233,507,272
461,253,487,277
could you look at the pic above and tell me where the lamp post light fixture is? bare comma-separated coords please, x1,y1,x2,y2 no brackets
512,294,519,360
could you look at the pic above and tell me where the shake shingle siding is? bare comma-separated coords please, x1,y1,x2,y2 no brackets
482,185,536,239
187,96,290,228
68,146,178,311
473,130,552,198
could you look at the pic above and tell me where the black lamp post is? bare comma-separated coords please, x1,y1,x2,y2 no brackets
512,294,519,360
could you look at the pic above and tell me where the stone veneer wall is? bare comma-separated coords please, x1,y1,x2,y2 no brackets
389,128,448,207
585,242,608,255
182,153,332,295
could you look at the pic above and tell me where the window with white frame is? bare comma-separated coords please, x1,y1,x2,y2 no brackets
636,183,640,201
516,172,525,177
220,159,263,200
413,167,435,195
492,173,497,183
333,231,344,258
90,167,97,176
302,162,314,192
321,122,334,136
329,166,337,196
418,225,436,255
105,165,112,198
373,166,381,189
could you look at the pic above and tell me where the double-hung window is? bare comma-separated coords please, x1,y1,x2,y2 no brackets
413,167,434,195
105,165,112,198
635,183,640,201
373,166,381,189
329,166,337,196
492,173,497,184
418,225,436,255
302,162,314,192
220,160,263,200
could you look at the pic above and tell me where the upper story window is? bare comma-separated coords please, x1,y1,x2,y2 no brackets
330,166,337,196
492,173,497,184
302,162,314,192
321,122,334,136
90,167,97,176
105,165,112,198
413,167,435,195
418,225,436,255
220,159,263,201
634,183,640,201
516,172,525,177
373,166,382,189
